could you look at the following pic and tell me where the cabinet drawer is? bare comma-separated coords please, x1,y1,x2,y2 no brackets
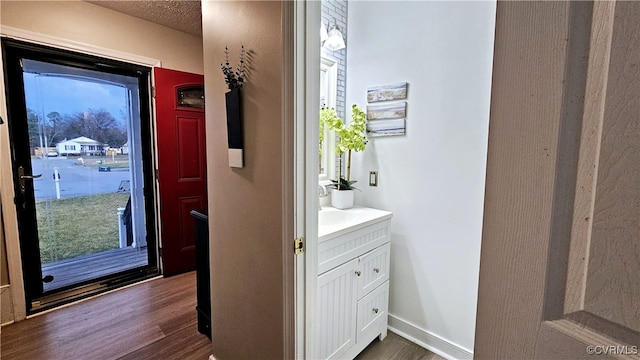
357,243,390,298
356,281,389,343
318,219,390,274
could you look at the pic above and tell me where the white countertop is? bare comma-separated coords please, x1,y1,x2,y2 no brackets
318,206,393,242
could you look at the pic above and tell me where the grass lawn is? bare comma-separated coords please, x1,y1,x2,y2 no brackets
36,192,130,264
73,155,131,169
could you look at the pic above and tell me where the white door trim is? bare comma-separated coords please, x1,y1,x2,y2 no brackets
292,1,305,357
305,1,322,359
0,26,161,68
292,1,322,358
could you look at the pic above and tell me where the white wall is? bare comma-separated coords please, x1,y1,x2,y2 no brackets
0,1,204,74
346,1,496,357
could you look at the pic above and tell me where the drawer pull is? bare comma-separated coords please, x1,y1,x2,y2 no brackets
372,308,379,314
373,268,380,273
355,270,361,276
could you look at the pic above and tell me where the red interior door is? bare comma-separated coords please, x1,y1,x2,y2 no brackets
154,68,206,276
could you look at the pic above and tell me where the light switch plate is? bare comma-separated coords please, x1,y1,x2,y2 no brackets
369,171,378,187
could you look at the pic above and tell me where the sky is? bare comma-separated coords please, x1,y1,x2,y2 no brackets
23,72,129,123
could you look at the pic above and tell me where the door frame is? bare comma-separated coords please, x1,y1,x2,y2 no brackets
0,26,160,321
291,1,321,358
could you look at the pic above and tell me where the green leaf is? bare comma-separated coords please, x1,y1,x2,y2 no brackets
329,177,358,190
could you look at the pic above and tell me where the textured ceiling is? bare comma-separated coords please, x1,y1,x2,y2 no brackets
86,0,202,36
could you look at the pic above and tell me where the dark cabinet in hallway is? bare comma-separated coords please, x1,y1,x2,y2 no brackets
191,210,211,339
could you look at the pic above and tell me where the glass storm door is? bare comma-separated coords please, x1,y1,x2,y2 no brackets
2,39,158,313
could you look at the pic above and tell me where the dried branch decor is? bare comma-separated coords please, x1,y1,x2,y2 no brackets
220,45,246,90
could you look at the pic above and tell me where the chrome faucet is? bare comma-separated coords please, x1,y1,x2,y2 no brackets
318,184,328,210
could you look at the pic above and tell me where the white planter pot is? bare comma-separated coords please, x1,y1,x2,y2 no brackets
331,189,354,209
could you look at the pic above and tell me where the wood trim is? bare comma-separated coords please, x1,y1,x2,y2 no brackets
0,50,27,322
564,0,615,314
293,1,307,358
1,284,15,325
281,1,295,359
303,1,322,359
0,26,161,67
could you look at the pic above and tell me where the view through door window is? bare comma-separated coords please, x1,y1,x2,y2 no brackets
22,59,148,292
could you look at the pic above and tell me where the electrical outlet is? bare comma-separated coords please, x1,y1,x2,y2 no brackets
369,171,378,187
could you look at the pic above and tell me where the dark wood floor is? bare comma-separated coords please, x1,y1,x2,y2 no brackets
42,246,148,291
2,271,443,360
1,272,211,360
356,332,445,360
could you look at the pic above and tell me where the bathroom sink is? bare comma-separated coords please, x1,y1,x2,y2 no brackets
318,206,392,241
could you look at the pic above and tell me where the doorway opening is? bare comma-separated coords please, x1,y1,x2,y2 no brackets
2,39,159,314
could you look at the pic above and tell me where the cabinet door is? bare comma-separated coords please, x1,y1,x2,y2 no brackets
357,243,390,298
357,281,389,343
317,258,359,360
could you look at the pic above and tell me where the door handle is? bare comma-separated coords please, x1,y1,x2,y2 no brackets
18,166,42,194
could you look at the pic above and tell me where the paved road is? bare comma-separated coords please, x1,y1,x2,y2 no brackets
30,157,130,200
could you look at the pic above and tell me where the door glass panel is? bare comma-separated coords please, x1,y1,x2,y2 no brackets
22,59,148,292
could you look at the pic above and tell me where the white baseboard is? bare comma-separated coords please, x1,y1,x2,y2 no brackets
388,314,473,360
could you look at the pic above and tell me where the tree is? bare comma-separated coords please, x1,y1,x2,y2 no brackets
27,108,42,151
45,111,65,146
61,108,127,147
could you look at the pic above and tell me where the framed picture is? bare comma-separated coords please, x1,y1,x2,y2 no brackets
367,82,408,103
367,102,406,120
367,118,406,137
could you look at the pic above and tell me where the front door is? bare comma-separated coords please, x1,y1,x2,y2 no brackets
475,1,639,358
2,39,158,313
154,68,206,276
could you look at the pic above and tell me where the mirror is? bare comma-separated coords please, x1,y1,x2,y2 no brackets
320,56,338,181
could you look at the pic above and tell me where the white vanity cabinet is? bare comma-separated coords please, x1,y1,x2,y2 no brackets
317,207,392,360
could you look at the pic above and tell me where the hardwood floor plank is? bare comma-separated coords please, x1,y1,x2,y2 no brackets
1,272,211,360
117,323,211,360
2,271,446,360
355,332,446,360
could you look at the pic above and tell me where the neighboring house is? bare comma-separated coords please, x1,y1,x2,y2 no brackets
121,141,129,155
56,136,106,156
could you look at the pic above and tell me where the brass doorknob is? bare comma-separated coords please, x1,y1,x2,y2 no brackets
18,166,42,194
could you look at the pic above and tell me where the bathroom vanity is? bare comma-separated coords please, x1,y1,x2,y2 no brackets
317,206,393,360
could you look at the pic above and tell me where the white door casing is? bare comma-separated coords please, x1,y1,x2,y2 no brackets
292,1,321,358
